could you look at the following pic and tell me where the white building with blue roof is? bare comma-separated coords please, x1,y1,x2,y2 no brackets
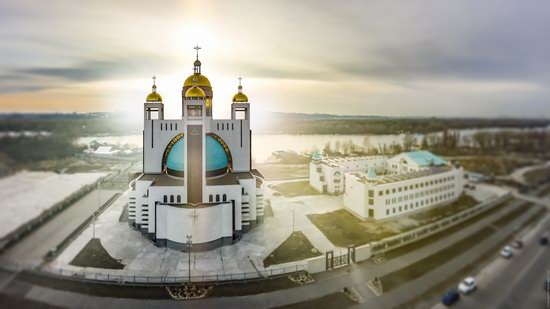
128,49,264,251
310,150,463,220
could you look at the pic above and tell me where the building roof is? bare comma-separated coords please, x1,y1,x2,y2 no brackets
399,151,447,167
352,166,452,185
206,173,240,186
150,174,185,187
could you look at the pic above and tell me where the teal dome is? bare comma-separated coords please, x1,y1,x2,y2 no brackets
164,135,229,177
166,138,185,176
206,135,229,172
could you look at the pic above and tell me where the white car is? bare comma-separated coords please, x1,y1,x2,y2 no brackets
500,246,513,259
458,277,477,294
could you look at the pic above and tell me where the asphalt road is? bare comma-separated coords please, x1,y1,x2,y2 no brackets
0,188,119,266
451,221,550,309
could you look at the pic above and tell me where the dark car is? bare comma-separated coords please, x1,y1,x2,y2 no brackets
442,288,460,306
545,279,550,291
540,232,549,245
511,240,523,249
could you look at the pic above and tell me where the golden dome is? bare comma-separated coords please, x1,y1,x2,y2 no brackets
184,74,211,88
146,92,163,102
185,86,206,98
232,92,248,103
232,79,249,103
146,84,162,102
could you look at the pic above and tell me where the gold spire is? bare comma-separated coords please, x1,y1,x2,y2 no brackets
184,45,212,88
146,75,163,102
232,76,249,103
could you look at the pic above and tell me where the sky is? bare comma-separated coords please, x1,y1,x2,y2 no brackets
0,0,549,120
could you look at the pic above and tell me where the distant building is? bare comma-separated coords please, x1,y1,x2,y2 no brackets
310,151,463,220
129,48,264,251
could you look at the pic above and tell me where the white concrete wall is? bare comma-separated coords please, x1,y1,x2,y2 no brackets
354,244,372,262
343,175,367,219
309,162,324,193
156,202,233,244
305,255,326,274
211,119,250,172
143,119,186,174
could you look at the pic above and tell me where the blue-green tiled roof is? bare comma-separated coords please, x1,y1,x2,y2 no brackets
403,151,447,167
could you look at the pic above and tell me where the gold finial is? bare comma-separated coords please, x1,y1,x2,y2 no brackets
238,77,243,93
194,45,201,60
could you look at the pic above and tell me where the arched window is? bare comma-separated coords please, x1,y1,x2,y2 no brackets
163,195,167,203
209,195,213,202
241,188,245,195
216,194,220,202
177,195,181,203
222,194,227,202
170,195,174,203
222,123,225,130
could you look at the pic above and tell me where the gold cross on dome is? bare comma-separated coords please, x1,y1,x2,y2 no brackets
194,45,201,59
238,76,242,86
152,75,157,85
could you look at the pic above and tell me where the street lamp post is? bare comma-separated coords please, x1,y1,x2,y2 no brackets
292,209,295,233
186,235,192,282
93,181,101,239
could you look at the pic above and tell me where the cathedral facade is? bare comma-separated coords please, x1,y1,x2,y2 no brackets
129,48,264,251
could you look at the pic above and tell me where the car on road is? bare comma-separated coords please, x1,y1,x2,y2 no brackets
441,288,460,306
458,277,477,294
511,240,523,249
500,246,513,259
540,232,549,245
545,279,550,291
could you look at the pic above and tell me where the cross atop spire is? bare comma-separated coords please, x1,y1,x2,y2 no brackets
194,45,201,60
152,75,157,86
238,76,242,86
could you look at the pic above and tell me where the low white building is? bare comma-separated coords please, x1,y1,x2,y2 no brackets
310,151,463,220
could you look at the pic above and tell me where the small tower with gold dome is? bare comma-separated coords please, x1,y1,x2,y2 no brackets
144,75,164,120
231,77,250,120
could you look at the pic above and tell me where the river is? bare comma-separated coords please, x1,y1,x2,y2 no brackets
76,127,549,163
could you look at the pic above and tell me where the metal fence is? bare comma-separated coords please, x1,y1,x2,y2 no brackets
35,264,306,285
369,193,512,256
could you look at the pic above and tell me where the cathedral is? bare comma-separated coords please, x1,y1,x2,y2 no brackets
128,47,264,251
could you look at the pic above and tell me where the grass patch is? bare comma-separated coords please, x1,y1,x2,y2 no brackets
309,195,491,248
380,226,496,292
308,210,396,247
276,292,357,308
524,167,550,184
456,156,533,176
17,271,170,299
70,238,125,269
492,202,533,228
263,231,322,267
537,184,550,198
271,181,320,198
208,276,302,298
255,163,309,180
383,198,515,260
409,194,478,224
